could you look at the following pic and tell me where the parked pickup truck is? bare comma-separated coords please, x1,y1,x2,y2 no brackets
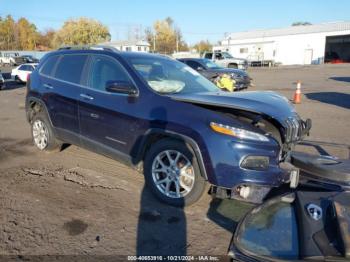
0,52,26,66
202,51,248,70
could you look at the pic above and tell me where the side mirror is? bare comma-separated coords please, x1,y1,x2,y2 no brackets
105,80,137,96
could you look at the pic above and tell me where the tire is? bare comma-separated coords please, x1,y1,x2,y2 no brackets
31,111,62,152
144,138,207,207
15,76,22,84
228,63,238,69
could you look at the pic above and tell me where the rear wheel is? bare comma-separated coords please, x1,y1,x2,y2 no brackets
228,63,238,69
15,75,22,84
31,111,62,152
144,139,207,207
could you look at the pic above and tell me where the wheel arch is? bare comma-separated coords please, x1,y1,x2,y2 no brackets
26,97,53,126
133,129,208,180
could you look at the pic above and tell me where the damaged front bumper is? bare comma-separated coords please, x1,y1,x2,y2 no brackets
209,160,300,204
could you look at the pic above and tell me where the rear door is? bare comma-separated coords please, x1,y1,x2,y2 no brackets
40,53,89,144
78,54,138,160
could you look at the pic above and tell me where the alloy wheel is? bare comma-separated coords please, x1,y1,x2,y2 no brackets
32,119,49,150
151,150,195,198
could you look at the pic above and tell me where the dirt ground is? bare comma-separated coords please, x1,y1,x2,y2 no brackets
0,64,349,260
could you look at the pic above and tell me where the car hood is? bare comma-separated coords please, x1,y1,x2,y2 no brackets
169,91,297,122
207,68,249,77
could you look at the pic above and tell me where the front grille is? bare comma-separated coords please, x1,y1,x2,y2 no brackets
284,116,302,143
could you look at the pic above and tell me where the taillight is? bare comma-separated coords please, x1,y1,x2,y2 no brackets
27,73,30,82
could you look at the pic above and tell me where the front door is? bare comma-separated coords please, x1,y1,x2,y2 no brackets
78,54,139,161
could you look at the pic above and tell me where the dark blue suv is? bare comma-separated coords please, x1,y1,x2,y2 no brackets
26,46,311,206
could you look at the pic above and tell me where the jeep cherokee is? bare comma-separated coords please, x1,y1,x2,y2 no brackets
25,46,311,206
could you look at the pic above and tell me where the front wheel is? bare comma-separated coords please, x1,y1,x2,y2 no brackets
228,63,238,69
144,139,207,207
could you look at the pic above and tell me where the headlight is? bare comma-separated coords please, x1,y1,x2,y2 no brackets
210,122,269,142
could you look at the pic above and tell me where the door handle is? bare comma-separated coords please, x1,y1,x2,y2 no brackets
80,94,94,100
90,113,99,119
44,83,53,90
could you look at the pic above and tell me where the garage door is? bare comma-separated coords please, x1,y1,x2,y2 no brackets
325,34,350,63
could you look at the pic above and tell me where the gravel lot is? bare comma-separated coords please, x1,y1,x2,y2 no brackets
0,64,349,260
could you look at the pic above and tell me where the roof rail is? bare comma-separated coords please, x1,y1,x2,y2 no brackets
57,45,119,52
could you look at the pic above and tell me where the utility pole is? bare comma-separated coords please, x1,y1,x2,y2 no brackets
176,34,179,53
153,33,156,53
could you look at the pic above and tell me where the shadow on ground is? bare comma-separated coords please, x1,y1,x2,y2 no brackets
329,77,350,83
0,81,25,91
305,92,350,109
136,185,252,256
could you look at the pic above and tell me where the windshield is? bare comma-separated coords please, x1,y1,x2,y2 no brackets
129,56,219,94
236,201,299,260
222,52,233,59
202,59,222,69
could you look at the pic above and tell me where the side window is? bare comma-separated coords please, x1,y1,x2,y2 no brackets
186,61,202,70
89,56,131,91
18,65,25,71
204,53,212,59
215,53,222,59
22,65,31,71
54,55,88,84
41,55,59,76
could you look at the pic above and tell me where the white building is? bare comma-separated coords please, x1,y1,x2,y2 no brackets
101,40,150,52
214,21,350,65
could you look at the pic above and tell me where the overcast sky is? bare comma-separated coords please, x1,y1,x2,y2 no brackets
1,0,350,44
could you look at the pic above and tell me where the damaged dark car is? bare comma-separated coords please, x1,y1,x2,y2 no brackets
26,47,311,207
178,58,251,91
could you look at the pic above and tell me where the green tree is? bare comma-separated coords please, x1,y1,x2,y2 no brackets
292,21,312,26
53,17,111,47
37,29,56,50
193,40,212,53
0,15,17,50
146,17,188,54
17,17,39,50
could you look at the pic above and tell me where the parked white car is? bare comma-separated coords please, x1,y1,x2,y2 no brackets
11,63,38,83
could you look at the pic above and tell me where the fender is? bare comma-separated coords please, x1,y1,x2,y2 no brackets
133,128,208,180
26,96,53,126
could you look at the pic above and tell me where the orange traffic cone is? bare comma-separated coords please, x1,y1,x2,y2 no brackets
293,81,301,104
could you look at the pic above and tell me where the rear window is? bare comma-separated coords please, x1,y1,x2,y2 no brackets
54,54,88,84
40,55,59,76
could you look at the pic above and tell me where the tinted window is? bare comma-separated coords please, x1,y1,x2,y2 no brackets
204,53,212,59
89,55,131,91
54,55,88,84
22,65,34,71
41,55,59,76
18,65,26,70
186,61,203,70
237,202,299,259
24,65,32,71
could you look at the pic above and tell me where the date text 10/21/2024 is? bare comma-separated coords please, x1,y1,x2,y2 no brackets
127,255,220,261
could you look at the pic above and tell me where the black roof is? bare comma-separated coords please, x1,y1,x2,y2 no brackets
53,45,174,61
177,58,209,62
